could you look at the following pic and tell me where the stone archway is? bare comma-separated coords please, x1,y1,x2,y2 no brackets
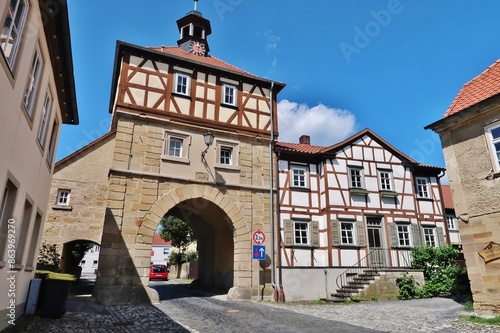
135,184,253,300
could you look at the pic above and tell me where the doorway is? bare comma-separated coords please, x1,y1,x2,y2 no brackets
366,217,386,267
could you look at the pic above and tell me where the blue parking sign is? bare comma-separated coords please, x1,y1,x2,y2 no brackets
252,245,266,260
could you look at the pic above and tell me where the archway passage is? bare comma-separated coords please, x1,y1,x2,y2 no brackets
60,239,100,279
165,198,234,292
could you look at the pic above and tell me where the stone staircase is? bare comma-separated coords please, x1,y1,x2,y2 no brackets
328,269,380,302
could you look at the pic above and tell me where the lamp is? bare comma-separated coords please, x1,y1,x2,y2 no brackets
201,131,214,161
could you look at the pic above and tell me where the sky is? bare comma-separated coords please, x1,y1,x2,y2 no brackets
59,0,500,176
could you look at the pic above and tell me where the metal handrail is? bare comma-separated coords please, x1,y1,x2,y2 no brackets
335,249,381,290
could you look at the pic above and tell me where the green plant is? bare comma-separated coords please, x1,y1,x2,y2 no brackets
312,299,326,305
396,273,420,300
371,295,379,302
463,299,474,312
69,241,95,265
461,315,500,325
350,295,361,303
37,242,61,267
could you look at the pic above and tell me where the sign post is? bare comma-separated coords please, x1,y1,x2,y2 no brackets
252,230,266,301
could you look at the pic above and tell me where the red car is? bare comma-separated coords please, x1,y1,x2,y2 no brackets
149,264,169,281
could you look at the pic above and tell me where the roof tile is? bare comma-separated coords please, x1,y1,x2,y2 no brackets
441,185,455,210
444,59,500,118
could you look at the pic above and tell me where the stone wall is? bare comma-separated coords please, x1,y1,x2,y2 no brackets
358,270,424,301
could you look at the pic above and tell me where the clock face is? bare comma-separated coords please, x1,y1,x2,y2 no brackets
189,41,206,56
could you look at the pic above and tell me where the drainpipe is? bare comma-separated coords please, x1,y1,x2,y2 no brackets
269,81,277,301
437,170,451,245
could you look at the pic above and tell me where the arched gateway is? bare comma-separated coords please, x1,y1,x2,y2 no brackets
91,6,285,304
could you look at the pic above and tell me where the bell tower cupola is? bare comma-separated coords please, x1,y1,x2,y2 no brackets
177,0,212,57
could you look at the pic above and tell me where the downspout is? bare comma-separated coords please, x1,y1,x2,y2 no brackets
437,170,451,245
269,81,277,301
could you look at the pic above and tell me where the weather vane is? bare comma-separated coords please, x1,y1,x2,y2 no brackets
194,0,198,11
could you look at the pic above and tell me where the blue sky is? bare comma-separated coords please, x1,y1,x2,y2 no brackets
59,0,500,173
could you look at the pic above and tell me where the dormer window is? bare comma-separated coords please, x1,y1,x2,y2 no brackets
180,24,205,39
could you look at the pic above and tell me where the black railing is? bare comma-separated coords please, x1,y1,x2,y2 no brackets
335,248,413,290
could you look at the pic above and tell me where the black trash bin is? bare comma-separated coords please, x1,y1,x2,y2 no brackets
40,272,76,319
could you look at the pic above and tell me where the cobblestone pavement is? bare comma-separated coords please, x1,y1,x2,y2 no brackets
3,279,499,333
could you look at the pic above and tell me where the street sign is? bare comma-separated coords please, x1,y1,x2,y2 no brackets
252,230,266,244
252,245,266,260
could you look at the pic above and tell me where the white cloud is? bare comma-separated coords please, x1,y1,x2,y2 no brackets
277,100,357,146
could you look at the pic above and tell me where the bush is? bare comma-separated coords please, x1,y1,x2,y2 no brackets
37,242,61,267
396,273,420,300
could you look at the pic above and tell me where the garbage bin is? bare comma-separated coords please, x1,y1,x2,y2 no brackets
40,272,76,319
34,270,52,312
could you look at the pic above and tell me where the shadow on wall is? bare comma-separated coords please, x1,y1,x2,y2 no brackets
91,208,155,305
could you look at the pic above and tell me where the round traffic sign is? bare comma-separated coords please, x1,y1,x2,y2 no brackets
252,230,266,244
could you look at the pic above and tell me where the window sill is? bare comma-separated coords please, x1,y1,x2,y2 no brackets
215,164,240,172
338,245,363,249
290,245,312,249
380,190,398,197
416,197,433,202
290,186,310,192
12,264,23,271
172,92,191,100
161,155,190,165
52,205,72,211
25,265,35,272
0,260,5,268
349,188,369,195
220,103,238,110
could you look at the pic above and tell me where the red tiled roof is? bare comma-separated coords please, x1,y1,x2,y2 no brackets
275,142,326,154
149,46,260,79
444,59,500,118
441,185,455,210
152,234,171,246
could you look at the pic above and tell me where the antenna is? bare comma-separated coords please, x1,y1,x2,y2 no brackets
194,0,198,11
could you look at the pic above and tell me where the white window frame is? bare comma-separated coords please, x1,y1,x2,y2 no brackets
485,122,500,173
46,120,58,166
80,259,86,267
215,139,239,170
293,221,309,246
446,214,457,231
291,165,308,188
162,131,190,164
397,224,411,247
219,146,232,165
163,248,169,255
56,189,70,206
423,227,437,247
222,83,237,106
348,166,365,189
23,45,43,118
174,72,190,96
378,169,394,191
92,260,98,268
37,89,53,147
1,0,29,69
340,221,356,245
168,138,183,157
415,177,430,199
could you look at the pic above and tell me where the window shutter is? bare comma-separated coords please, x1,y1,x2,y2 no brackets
356,221,366,247
411,223,422,247
331,220,340,246
284,219,293,246
436,227,445,246
311,221,320,247
388,223,398,248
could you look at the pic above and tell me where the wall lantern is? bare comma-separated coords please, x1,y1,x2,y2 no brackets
201,131,214,161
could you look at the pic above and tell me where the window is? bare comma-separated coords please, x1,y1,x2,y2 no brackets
163,248,169,255
15,199,33,264
37,90,52,146
80,260,86,267
168,138,183,157
340,221,355,245
56,190,70,206
1,0,28,69
291,165,308,188
415,177,430,199
222,84,236,106
46,120,58,166
294,221,309,245
378,170,393,191
397,224,410,247
92,260,98,268
220,146,232,165
485,123,500,172
423,227,436,247
174,72,190,95
446,214,457,231
162,132,190,163
23,45,43,118
0,179,18,261
349,167,364,188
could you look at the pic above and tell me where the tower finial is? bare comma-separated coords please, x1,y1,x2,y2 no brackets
194,0,198,11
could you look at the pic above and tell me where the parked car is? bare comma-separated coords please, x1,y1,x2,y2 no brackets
149,264,169,281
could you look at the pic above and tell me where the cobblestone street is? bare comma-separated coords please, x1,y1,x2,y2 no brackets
4,279,499,333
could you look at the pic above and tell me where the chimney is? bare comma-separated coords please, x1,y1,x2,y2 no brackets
299,135,310,145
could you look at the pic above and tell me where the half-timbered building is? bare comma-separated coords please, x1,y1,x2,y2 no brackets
276,129,448,300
